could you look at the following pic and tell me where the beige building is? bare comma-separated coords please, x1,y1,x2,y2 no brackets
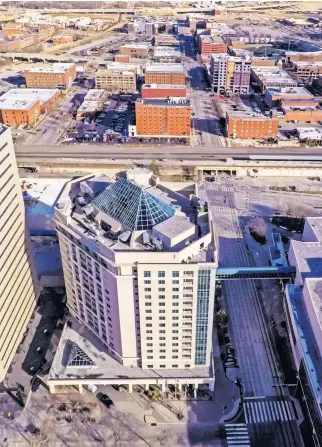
50,169,216,394
95,68,136,92
0,126,39,382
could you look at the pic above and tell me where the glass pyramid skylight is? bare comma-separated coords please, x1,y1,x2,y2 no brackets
67,342,96,368
92,178,175,231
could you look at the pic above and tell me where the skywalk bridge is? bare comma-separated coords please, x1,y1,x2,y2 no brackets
216,266,296,280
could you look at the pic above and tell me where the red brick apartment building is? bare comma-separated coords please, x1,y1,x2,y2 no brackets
145,64,186,85
141,84,187,99
135,98,191,137
226,111,278,139
24,63,77,89
197,35,227,56
120,44,149,57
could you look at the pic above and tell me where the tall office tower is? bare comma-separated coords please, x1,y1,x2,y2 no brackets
0,126,40,381
210,54,251,95
53,170,216,392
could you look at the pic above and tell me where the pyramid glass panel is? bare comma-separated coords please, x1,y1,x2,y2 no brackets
67,342,96,367
92,178,175,231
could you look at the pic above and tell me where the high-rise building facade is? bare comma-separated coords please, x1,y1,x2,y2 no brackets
0,126,40,381
210,55,251,94
51,171,215,393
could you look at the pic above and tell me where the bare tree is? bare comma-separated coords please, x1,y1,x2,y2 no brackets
154,429,176,447
249,217,267,237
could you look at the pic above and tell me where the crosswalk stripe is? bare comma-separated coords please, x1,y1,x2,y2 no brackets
254,401,261,422
225,423,250,446
262,400,268,422
276,401,285,421
268,401,277,421
244,398,297,424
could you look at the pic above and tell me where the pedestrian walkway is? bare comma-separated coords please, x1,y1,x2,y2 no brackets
225,423,250,446
244,397,297,424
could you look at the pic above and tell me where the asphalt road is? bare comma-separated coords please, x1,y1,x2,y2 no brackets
204,178,304,446
15,143,322,162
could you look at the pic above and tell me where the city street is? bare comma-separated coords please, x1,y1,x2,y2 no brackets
203,177,304,446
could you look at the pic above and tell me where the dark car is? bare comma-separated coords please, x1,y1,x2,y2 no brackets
31,377,41,392
97,392,114,408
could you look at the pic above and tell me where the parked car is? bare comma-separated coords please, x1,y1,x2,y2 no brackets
31,377,41,392
97,392,114,408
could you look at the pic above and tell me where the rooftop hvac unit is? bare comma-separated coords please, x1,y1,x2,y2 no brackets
143,232,150,245
119,231,132,243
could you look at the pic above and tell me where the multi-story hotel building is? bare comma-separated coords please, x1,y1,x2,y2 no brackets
210,54,251,95
135,98,191,138
49,169,216,394
0,126,39,381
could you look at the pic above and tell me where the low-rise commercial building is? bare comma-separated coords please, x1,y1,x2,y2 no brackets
95,68,137,92
210,54,251,94
293,61,322,82
264,86,313,108
198,35,227,56
135,98,191,137
155,35,180,46
286,50,322,64
0,88,61,125
226,110,279,139
251,66,297,93
24,63,77,90
285,217,322,441
120,43,149,58
145,64,186,85
296,127,322,141
53,34,73,45
153,46,182,62
280,101,322,122
76,89,107,120
141,84,187,99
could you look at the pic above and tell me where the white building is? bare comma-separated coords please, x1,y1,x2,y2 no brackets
0,126,40,381
285,217,322,441
49,170,216,394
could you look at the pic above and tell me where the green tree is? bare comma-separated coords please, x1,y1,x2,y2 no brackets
149,160,160,177
214,310,228,328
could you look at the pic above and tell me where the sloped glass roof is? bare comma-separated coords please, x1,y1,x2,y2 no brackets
67,342,96,368
91,178,175,231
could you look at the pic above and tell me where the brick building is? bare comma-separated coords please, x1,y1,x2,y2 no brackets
197,35,227,56
24,63,76,90
115,54,131,63
120,44,149,58
251,66,296,93
281,101,322,122
145,64,186,85
141,84,187,99
293,62,322,82
264,86,314,108
135,98,191,137
53,35,73,45
155,35,180,46
95,68,137,91
285,51,322,64
1,23,21,37
226,110,278,139
0,88,60,126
